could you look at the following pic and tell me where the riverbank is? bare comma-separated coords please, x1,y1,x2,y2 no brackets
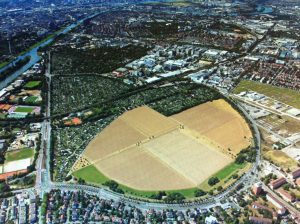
0,11,104,90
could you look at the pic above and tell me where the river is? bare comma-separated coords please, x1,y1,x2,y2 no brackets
0,12,102,90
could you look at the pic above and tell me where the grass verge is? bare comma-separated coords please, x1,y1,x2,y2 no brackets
199,162,249,192
0,61,10,69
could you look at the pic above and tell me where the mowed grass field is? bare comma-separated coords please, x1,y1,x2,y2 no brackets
24,96,39,104
73,165,109,184
77,101,251,194
120,185,197,199
15,106,35,113
6,148,34,162
24,81,41,89
233,80,300,109
199,162,249,192
216,162,247,179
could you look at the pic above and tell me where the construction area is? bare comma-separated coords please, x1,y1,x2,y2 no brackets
72,99,252,191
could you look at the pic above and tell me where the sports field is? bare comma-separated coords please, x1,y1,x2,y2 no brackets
75,101,252,191
6,148,34,162
24,96,39,104
15,106,35,113
233,80,300,109
24,81,41,89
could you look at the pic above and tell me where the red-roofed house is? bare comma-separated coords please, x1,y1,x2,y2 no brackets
270,177,286,190
277,188,295,203
0,169,28,181
266,193,287,215
290,168,300,179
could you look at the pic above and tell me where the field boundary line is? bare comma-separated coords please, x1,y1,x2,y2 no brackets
142,143,198,186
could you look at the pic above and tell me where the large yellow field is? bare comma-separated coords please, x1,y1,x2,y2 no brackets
94,146,195,191
75,100,252,191
172,99,252,155
84,106,179,162
84,118,147,162
143,129,231,186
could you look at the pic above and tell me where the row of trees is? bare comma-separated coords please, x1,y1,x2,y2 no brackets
104,180,124,194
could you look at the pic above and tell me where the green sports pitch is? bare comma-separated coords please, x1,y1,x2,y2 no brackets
15,106,35,113
24,96,39,104
24,81,41,89
6,148,34,162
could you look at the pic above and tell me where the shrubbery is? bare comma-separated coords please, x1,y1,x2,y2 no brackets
104,180,124,194
194,189,207,197
208,177,220,186
163,192,185,203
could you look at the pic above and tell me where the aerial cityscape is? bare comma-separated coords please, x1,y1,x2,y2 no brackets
0,0,299,223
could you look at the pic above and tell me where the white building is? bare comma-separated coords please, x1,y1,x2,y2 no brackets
205,215,218,224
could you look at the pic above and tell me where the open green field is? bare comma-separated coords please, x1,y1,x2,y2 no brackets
6,148,34,162
215,162,246,180
199,162,248,191
24,96,39,104
73,165,110,184
24,81,41,89
233,80,300,109
15,106,35,113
